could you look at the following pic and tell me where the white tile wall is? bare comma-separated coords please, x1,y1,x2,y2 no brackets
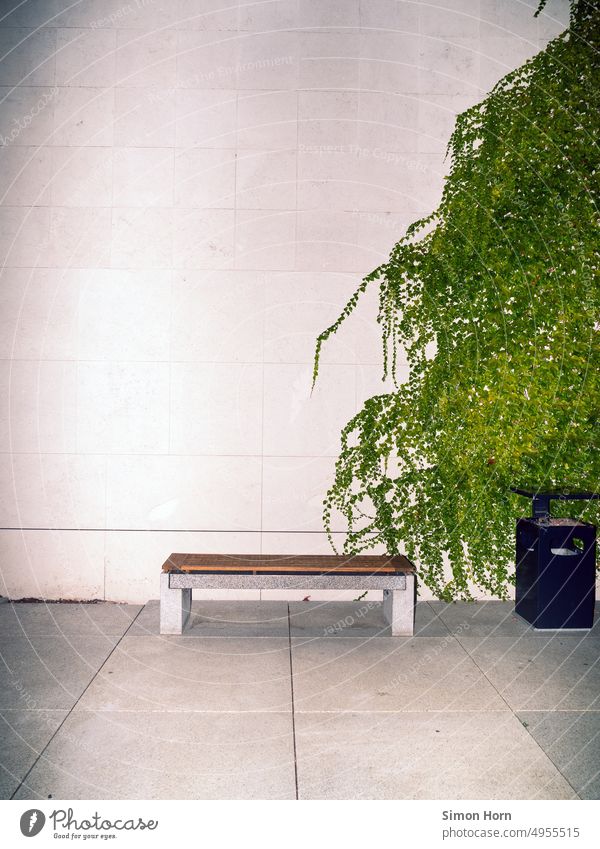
52,87,114,146
356,209,418,265
111,207,173,268
171,269,265,362
0,359,78,453
0,268,79,361
76,269,171,361
360,31,420,94
174,147,236,208
262,455,344,532
235,208,295,269
116,29,178,89
416,93,474,153
105,454,262,531
113,147,174,207
0,0,571,601
0,145,53,205
47,206,112,267
0,0,57,29
421,0,482,40
237,89,297,149
0,206,50,267
262,362,356,456
0,86,56,146
169,361,263,455
418,37,481,95
238,31,300,90
357,91,419,153
298,147,441,213
55,28,117,88
298,0,361,31
299,90,359,149
51,146,113,206
177,0,241,33
236,148,297,210
478,36,541,91
0,452,106,529
0,27,56,86
104,529,261,603
114,87,176,147
176,31,240,89
263,270,381,365
76,362,170,454
358,0,420,32
176,88,237,148
0,528,105,600
173,207,234,268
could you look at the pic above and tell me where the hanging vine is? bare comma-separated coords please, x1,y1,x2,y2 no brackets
313,0,600,600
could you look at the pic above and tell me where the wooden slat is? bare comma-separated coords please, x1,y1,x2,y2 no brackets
161,553,414,574
177,566,399,574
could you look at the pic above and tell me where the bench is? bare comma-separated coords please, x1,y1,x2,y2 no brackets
160,553,416,636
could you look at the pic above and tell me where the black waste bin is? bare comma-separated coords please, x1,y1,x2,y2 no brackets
512,489,598,630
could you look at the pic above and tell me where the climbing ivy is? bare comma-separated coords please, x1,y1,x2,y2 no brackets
313,0,600,600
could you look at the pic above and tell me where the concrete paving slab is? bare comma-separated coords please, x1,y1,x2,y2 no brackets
291,636,507,713
289,600,448,639
295,711,576,799
0,603,142,638
460,635,600,711
13,710,295,800
130,600,289,637
76,636,293,713
0,710,66,799
431,601,600,642
430,601,534,639
517,711,600,800
0,635,118,710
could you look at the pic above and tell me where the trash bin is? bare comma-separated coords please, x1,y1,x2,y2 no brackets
511,489,598,630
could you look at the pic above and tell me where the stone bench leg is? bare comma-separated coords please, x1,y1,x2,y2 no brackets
383,574,415,636
160,573,192,635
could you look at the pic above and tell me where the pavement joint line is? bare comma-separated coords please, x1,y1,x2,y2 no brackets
292,701,511,716
442,627,578,795
3,603,598,799
287,603,299,800
458,632,583,801
424,599,453,635
576,760,600,797
2,708,523,714
6,707,598,713
126,634,292,638
9,606,144,800
533,721,600,799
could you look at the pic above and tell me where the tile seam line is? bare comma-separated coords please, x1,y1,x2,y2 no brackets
9,605,144,800
51,634,492,640
0,525,366,528
424,598,453,636
458,636,582,800
0,709,295,714
287,603,299,800
8,708,596,715
53,709,521,715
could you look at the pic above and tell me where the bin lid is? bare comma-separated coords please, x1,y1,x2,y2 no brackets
511,488,599,518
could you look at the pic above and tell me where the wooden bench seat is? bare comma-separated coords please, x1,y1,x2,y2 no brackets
160,553,416,636
162,553,413,574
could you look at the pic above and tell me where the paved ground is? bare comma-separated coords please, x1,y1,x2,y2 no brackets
1,599,598,800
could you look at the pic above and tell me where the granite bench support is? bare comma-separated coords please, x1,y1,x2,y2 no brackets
159,573,192,635
160,555,416,637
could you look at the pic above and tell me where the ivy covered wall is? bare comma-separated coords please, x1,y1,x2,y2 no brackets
315,0,599,600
